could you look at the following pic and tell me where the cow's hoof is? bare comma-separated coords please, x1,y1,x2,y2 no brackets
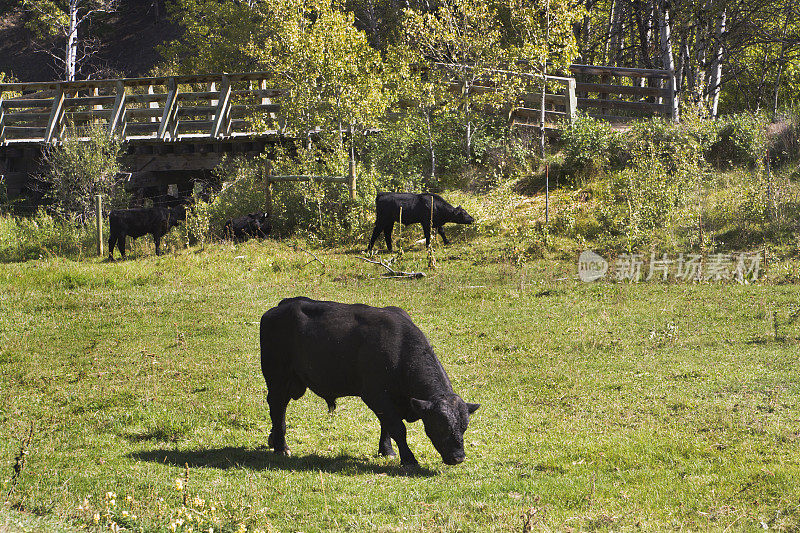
379,448,396,457
274,448,291,457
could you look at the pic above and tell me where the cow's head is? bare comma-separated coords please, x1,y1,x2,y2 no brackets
411,394,480,465
450,206,475,225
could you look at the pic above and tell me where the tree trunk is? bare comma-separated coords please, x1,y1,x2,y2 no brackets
656,0,678,121
708,8,726,118
66,0,78,81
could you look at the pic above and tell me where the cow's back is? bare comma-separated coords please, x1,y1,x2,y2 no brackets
260,298,451,412
109,208,167,238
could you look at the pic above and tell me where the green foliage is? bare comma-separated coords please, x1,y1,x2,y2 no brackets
41,124,126,221
0,210,99,262
183,199,212,248
709,112,770,169
560,115,623,183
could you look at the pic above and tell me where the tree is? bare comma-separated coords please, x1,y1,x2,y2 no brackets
42,125,125,221
164,0,390,175
22,0,118,81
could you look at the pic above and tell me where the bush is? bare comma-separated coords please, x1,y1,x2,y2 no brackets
708,112,769,169
0,210,99,262
560,115,623,183
40,125,127,221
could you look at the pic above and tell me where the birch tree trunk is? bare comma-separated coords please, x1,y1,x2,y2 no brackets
66,0,78,81
656,0,678,120
708,8,726,118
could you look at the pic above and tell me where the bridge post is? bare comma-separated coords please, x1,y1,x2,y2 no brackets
565,78,577,123
108,81,127,140
211,75,232,139
44,85,65,144
158,77,179,140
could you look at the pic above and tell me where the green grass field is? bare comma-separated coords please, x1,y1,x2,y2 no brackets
1,237,799,532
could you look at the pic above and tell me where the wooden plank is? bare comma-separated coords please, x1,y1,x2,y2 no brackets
124,123,160,134
177,106,217,117
44,87,65,144
511,108,570,119
3,126,47,135
176,91,219,101
126,93,168,104
211,76,232,139
230,104,280,118
0,72,276,94
577,97,671,114
2,113,50,124
1,98,53,109
517,93,566,107
64,95,116,107
176,120,215,132
108,81,127,140
575,82,668,98
65,110,113,121
570,64,672,79
126,107,165,119
586,113,637,123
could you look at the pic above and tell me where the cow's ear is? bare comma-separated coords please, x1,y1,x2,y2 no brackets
410,398,433,415
466,402,480,414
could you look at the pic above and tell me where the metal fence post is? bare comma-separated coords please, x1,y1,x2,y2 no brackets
95,194,103,256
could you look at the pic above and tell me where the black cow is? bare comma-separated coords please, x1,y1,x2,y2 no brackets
367,192,474,252
107,206,186,259
223,211,271,241
260,297,480,466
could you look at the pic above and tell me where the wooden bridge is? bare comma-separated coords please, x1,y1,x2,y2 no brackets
0,65,676,205
0,72,287,204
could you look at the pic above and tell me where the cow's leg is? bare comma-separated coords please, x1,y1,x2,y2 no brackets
367,223,382,252
383,417,417,465
383,224,393,253
378,422,396,457
108,233,117,260
436,226,450,245
266,387,291,456
153,233,162,256
421,221,432,248
364,400,416,465
117,235,126,258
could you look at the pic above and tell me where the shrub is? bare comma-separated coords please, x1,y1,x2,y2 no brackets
40,124,127,221
0,210,99,262
560,115,622,183
708,112,769,169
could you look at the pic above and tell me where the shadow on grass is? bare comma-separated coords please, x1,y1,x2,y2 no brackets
128,447,436,477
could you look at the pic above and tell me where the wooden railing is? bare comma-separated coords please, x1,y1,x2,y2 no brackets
0,72,284,145
569,64,677,122
506,75,578,129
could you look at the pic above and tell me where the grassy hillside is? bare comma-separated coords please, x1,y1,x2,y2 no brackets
1,238,799,532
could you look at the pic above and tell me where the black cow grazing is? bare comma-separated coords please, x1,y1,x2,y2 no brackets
367,192,475,252
107,206,186,260
224,211,271,241
260,297,480,466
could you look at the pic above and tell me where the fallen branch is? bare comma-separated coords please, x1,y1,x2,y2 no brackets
5,422,34,504
357,256,425,279
290,244,325,269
